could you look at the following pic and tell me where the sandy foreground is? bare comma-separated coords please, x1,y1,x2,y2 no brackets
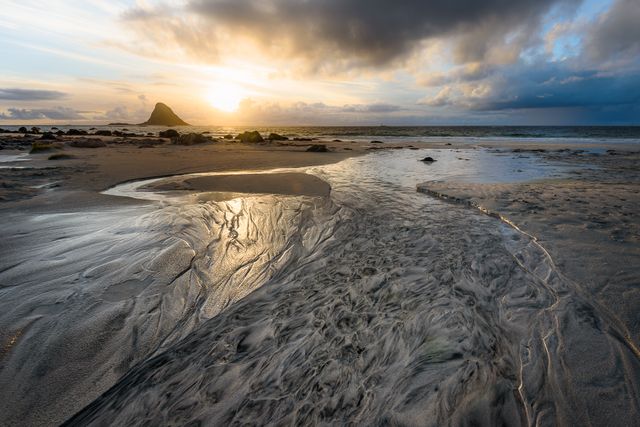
0,133,639,425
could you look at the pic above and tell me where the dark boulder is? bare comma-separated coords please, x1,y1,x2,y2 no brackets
30,127,41,134
40,132,58,140
420,156,436,162
55,130,65,136
306,144,329,152
173,133,208,146
94,130,112,136
370,140,384,144
236,131,264,143
68,139,107,148
222,134,234,139
67,129,88,136
159,129,180,138
268,133,288,141
18,127,27,133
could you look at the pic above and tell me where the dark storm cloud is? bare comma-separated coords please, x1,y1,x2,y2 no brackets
584,0,640,62
125,0,579,67
422,61,640,113
0,88,67,101
0,107,84,120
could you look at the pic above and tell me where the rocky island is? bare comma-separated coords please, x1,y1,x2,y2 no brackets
139,102,189,126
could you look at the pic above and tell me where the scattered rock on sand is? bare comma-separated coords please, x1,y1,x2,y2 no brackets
370,140,384,144
67,129,88,136
48,153,75,160
223,134,234,139
173,133,208,146
268,133,288,141
40,132,58,140
236,131,264,143
306,144,329,152
420,156,436,162
18,127,27,133
159,129,180,138
30,142,63,153
94,130,112,136
68,139,107,148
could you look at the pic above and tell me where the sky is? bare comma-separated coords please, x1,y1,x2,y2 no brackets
0,0,639,125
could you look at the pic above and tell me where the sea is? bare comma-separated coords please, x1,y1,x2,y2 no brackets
2,124,640,143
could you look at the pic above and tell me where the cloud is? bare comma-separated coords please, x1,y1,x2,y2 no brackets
418,61,640,112
121,0,579,70
0,106,84,120
91,105,149,122
0,88,67,101
584,0,640,63
235,99,408,124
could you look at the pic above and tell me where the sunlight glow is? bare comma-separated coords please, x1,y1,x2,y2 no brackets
206,83,247,112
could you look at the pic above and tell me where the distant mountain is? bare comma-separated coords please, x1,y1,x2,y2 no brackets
139,102,189,126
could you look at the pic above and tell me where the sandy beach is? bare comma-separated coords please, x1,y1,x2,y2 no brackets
1,131,639,426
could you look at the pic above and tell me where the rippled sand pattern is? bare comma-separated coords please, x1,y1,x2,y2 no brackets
1,150,638,426
58,152,638,426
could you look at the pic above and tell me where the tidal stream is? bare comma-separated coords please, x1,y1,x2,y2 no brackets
1,149,638,426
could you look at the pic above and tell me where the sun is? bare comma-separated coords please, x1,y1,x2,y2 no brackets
206,83,246,112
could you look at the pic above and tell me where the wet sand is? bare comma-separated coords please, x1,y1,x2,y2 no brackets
142,172,332,198
1,134,639,426
418,149,640,346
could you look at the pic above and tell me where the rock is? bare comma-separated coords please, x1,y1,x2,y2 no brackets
48,153,75,160
173,133,208,146
420,156,436,162
55,130,65,136
40,132,57,140
268,133,288,141
30,142,64,153
18,127,27,133
306,144,329,152
94,130,112,136
370,140,384,144
108,122,132,126
66,129,88,136
333,139,342,142
236,131,264,143
30,127,41,134
68,139,107,148
139,102,189,126
112,130,123,137
159,129,180,138
223,134,234,139
293,137,312,141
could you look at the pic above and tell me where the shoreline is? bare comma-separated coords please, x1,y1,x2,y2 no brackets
1,133,638,212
